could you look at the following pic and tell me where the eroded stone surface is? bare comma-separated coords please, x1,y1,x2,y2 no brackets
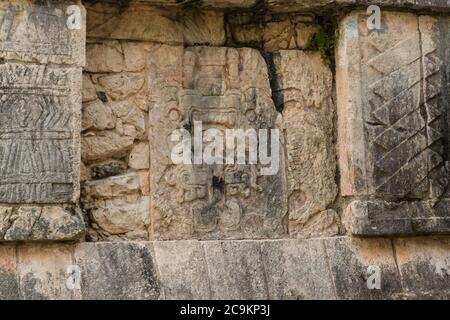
260,239,335,299
0,245,19,300
74,242,161,300
153,241,210,299
149,45,287,240
17,244,77,300
337,11,450,236
0,0,85,66
393,237,450,296
203,241,268,299
227,14,318,51
86,2,225,45
273,50,338,237
0,237,448,299
0,206,85,241
325,237,402,299
82,173,150,241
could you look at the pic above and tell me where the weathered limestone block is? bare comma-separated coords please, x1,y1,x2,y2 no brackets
82,130,134,163
149,45,287,240
86,2,225,45
153,241,210,299
88,196,150,239
393,237,450,296
82,173,150,241
0,1,85,241
0,206,85,241
203,241,268,299
228,14,318,51
0,245,19,300
97,73,145,101
17,244,78,300
128,142,150,170
82,74,97,103
0,63,81,204
273,50,338,237
0,0,85,66
74,242,161,300
260,239,335,299
82,99,115,131
337,12,450,235
86,41,149,73
324,237,402,299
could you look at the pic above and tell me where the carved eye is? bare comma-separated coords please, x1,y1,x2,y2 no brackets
168,108,182,122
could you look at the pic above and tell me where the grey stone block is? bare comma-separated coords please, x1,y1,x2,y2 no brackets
260,239,336,299
74,242,161,300
203,240,268,300
347,200,450,236
393,237,450,294
324,237,402,299
153,240,211,299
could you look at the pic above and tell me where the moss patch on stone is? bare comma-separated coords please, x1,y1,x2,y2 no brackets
305,16,337,57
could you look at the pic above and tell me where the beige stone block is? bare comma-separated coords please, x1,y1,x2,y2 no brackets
273,50,337,237
86,2,225,45
82,99,115,131
82,130,134,163
128,142,150,170
17,244,78,300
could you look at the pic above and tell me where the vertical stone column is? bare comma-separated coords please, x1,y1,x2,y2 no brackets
337,11,450,235
0,0,86,241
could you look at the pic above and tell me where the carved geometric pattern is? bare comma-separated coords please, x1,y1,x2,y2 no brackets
0,63,75,203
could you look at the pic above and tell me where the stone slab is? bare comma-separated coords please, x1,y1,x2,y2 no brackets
0,63,81,204
393,237,450,295
337,11,450,236
346,200,450,236
273,50,338,237
260,239,336,299
0,245,20,300
17,244,76,300
153,240,210,299
203,240,268,299
74,242,161,300
0,206,85,241
324,237,402,299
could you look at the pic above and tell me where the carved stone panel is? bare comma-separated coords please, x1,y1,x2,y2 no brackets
0,1,84,240
0,0,85,66
0,63,81,203
337,12,450,235
149,45,287,240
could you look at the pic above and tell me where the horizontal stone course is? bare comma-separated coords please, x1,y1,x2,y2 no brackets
113,0,450,12
0,237,448,299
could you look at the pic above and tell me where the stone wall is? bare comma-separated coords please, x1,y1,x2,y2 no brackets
0,0,449,300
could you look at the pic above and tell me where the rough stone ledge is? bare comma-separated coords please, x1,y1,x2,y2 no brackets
0,206,85,242
0,236,448,299
346,200,450,236
95,0,450,13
